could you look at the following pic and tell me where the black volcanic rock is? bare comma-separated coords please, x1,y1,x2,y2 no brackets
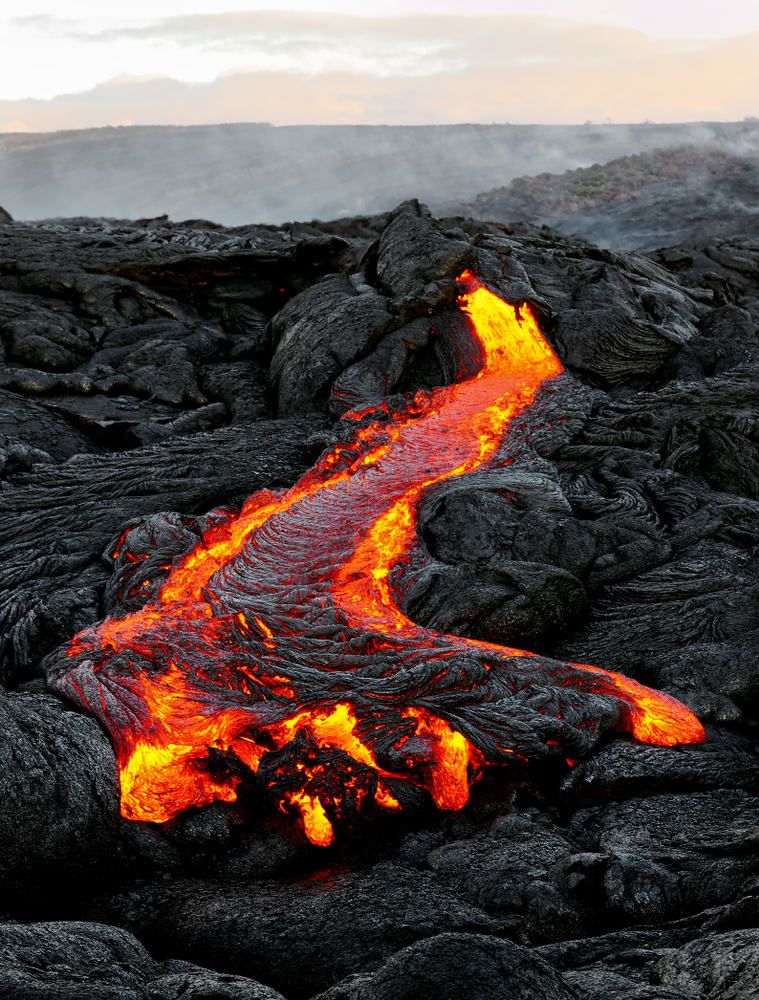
0,921,285,1000
373,200,473,308
0,418,324,684
0,203,757,999
561,727,759,804
0,921,151,1000
314,933,576,1000
271,272,391,414
99,866,494,997
570,790,759,923
425,808,589,943
0,693,119,901
653,928,759,999
542,925,759,1000
0,387,98,461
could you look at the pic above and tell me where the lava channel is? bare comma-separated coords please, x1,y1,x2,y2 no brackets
48,270,705,847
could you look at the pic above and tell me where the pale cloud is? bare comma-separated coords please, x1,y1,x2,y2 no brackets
39,12,467,78
0,14,757,130
8,1,759,39
11,15,80,31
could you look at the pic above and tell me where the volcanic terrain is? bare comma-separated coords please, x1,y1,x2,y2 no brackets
0,200,758,999
452,145,759,250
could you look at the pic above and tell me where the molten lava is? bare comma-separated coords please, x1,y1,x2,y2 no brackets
49,270,704,845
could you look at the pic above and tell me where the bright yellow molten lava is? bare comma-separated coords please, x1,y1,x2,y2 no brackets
61,269,704,847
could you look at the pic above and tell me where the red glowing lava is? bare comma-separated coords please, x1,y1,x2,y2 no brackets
50,270,704,846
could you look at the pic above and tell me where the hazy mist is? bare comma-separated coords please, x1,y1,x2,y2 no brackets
3,119,759,226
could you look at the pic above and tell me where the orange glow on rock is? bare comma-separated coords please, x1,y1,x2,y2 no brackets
288,791,335,848
51,269,704,846
403,707,482,811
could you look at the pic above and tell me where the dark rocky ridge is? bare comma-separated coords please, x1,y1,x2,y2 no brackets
0,202,758,998
450,145,759,251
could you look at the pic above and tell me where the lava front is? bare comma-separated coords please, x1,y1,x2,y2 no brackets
50,270,705,846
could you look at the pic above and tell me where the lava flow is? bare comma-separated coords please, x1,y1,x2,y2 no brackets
48,270,705,847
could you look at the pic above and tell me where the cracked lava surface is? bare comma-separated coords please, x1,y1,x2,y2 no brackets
49,270,704,846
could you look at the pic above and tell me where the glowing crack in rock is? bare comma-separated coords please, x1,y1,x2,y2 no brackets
49,270,705,846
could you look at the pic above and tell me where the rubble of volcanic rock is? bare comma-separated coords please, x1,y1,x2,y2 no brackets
0,200,758,998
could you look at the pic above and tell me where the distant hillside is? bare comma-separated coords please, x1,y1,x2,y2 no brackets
451,145,759,250
2,120,759,226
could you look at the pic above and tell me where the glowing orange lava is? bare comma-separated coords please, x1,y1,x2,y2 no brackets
51,270,704,846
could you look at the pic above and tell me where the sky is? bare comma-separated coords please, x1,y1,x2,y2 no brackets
1,2,758,130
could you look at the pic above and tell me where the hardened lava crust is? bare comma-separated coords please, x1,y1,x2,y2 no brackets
0,201,757,999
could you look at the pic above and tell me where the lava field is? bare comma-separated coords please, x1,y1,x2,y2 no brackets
0,201,758,999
